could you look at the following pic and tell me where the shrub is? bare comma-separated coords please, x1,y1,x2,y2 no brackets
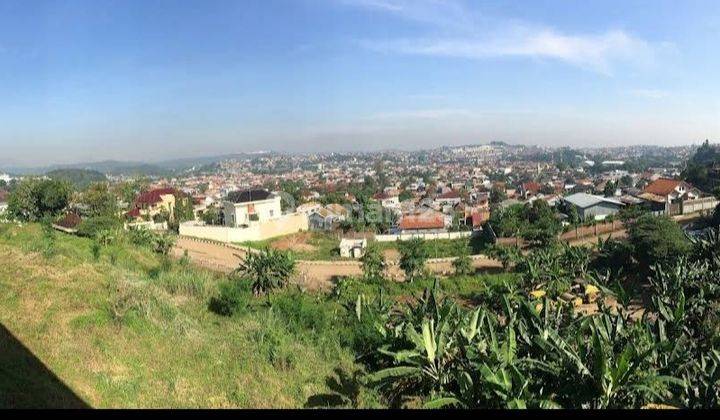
209,280,251,316
361,242,386,280
272,291,335,336
398,238,428,282
628,214,690,271
77,216,122,238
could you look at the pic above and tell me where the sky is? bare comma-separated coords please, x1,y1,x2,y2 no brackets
1,0,719,166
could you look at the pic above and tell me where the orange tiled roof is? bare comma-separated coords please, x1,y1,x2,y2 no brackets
643,179,686,196
399,214,445,230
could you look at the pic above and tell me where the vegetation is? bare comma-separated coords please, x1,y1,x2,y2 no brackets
6,178,72,222
627,214,690,272
451,242,473,276
78,182,119,218
361,242,386,280
0,223,369,408
683,139,720,193
2,211,720,409
233,248,296,298
489,201,562,246
398,238,429,282
45,169,107,190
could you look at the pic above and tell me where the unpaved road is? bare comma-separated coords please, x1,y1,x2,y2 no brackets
172,228,627,291
173,237,502,290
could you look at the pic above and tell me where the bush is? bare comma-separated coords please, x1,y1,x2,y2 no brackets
628,214,690,271
271,291,335,336
209,280,251,316
77,216,122,238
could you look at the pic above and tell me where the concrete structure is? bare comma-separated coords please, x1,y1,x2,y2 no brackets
223,189,281,228
179,212,308,243
339,238,366,258
561,193,625,221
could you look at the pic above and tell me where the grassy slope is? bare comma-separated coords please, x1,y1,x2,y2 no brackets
0,223,362,408
0,223,512,408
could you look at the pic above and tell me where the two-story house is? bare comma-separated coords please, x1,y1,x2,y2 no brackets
222,189,281,227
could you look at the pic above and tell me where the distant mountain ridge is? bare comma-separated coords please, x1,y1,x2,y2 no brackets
0,152,269,176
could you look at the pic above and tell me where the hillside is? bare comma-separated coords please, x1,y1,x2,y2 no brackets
45,169,107,190
0,224,371,408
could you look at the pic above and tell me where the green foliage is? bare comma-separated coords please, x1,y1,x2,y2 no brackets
452,243,473,276
46,169,107,190
76,216,123,239
209,280,251,316
361,242,386,280
489,185,507,205
398,190,413,202
682,140,720,193
398,238,428,282
487,245,522,271
7,178,72,222
200,206,222,225
490,201,561,246
151,234,176,256
628,215,690,271
79,182,118,218
234,247,296,297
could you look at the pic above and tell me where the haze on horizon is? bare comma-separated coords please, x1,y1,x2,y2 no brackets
1,0,719,167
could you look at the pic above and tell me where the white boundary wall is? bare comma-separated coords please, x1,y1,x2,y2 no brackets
682,197,719,215
375,231,474,242
179,213,308,243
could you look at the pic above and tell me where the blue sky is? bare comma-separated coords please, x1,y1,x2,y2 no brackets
1,0,719,166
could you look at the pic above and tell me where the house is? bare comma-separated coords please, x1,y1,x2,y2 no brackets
640,178,701,216
561,193,625,221
308,206,346,231
520,182,542,199
296,202,322,215
433,190,462,208
325,203,349,218
373,192,400,209
397,210,446,234
53,212,82,233
125,187,179,221
222,189,281,227
467,209,490,230
339,238,367,259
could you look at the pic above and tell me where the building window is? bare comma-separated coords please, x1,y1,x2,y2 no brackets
269,210,274,217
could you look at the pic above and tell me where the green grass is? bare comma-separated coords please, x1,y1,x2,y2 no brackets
0,223,371,408
331,273,520,306
0,222,514,408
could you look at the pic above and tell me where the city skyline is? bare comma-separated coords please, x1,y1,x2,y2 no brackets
1,0,719,166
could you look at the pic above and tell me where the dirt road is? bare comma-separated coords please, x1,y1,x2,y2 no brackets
173,237,502,290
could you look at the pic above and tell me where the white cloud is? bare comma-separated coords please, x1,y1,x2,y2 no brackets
343,0,671,75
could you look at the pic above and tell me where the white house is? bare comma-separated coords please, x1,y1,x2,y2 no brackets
373,192,400,210
222,189,281,227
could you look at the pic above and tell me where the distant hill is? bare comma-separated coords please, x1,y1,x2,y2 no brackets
0,152,277,177
46,169,108,190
